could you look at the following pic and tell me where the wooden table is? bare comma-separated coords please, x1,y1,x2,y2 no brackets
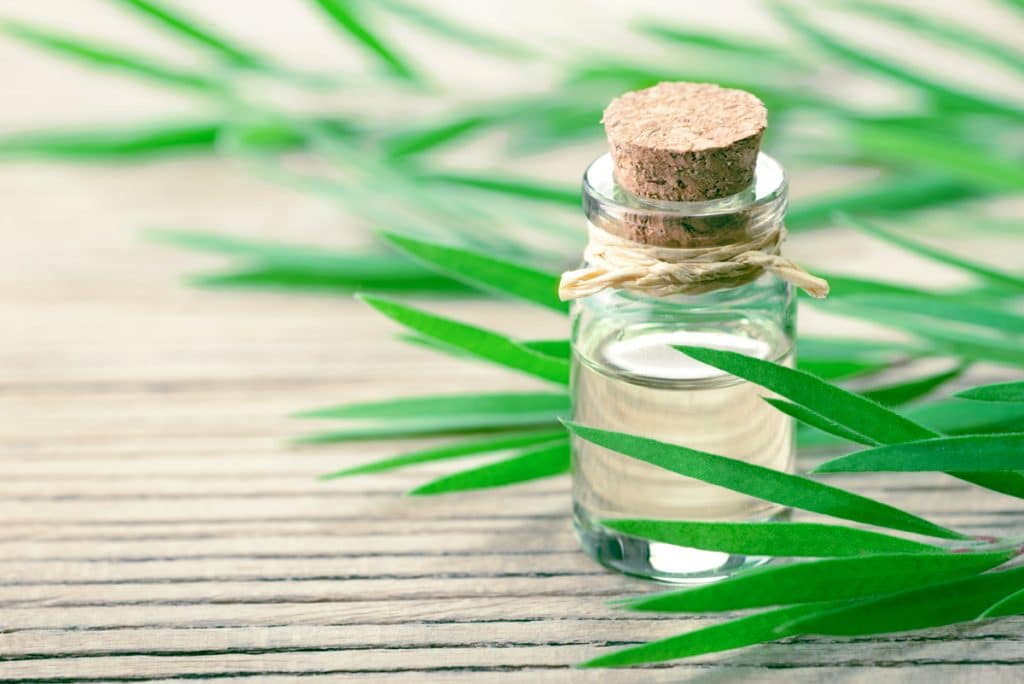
3,3,1023,680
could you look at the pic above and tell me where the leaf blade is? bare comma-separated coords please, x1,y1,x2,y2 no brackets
814,434,1024,474
957,381,1024,404
564,422,964,540
409,439,569,495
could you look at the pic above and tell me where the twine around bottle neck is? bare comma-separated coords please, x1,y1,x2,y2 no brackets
558,222,830,301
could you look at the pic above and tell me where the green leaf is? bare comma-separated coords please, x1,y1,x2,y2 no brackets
375,0,534,59
602,520,939,557
379,233,567,313
563,422,963,540
675,346,935,444
522,339,571,359
151,231,467,293
778,565,1024,636
580,603,831,668
0,121,221,158
410,439,569,495
381,114,495,158
298,391,569,420
318,429,565,479
814,433,1024,474
771,3,1024,120
310,0,418,81
843,295,1024,336
114,0,265,67
764,398,878,446
787,175,980,232
620,550,1011,613
295,413,562,444
905,323,1024,369
806,273,936,299
839,214,1024,291
861,363,967,406
979,586,1024,619
797,359,889,382
635,22,795,63
957,381,1024,403
846,1,1024,75
0,19,218,91
359,295,570,384
845,121,1024,191
421,171,580,207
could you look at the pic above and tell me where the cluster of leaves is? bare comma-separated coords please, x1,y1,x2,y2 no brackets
4,0,1024,669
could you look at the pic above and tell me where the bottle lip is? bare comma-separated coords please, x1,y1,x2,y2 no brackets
582,152,787,219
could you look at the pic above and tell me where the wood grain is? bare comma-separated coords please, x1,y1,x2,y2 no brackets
2,2,1024,681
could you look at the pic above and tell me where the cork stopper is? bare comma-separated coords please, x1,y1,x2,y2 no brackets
602,82,767,202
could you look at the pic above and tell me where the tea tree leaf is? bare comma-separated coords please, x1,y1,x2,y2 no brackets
905,323,1024,369
787,175,979,231
410,439,569,495
375,0,534,59
522,339,571,359
380,232,567,313
318,428,565,479
311,0,418,82
0,121,221,158
381,113,495,158
580,603,833,668
0,19,218,91
806,273,937,299
619,551,1011,613
298,391,569,420
979,586,1024,619
861,363,967,406
764,398,878,446
814,434,1024,474
847,1,1024,74
564,422,963,540
778,565,1024,637
675,346,935,444
771,2,1024,120
957,381,1024,403
421,171,580,207
797,359,889,381
190,266,464,293
359,295,570,384
113,0,265,67
635,22,795,64
840,214,1024,291
602,520,939,557
801,399,1024,447
296,413,562,444
842,295,1024,336
846,121,1024,190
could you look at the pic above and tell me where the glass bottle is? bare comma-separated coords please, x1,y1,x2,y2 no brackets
570,152,796,583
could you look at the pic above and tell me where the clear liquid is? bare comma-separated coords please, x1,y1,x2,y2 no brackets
571,329,794,582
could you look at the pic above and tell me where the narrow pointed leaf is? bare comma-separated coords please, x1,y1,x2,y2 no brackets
296,412,562,444
675,346,936,444
815,434,1024,474
298,391,569,420
635,22,794,63
979,586,1024,619
840,214,1024,291
380,232,566,313
764,398,877,446
0,121,221,158
778,565,1024,637
564,422,963,540
409,439,569,495
311,0,417,81
861,364,967,406
375,0,533,58
787,175,979,231
381,114,495,158
359,295,569,384
580,603,831,668
522,339,570,359
621,550,1011,613
957,381,1024,404
422,172,580,207
841,295,1024,335
602,520,939,557
1,20,218,91
114,0,265,67
190,267,463,293
318,429,565,479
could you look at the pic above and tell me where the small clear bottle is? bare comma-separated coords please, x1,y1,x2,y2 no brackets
570,152,796,583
